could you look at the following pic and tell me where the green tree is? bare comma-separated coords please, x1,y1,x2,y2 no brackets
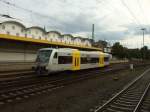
140,46,150,59
112,42,126,59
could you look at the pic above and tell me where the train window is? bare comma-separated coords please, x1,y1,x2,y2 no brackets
81,57,88,64
90,58,99,63
36,50,52,63
54,52,58,58
81,57,99,64
58,56,72,64
104,57,109,62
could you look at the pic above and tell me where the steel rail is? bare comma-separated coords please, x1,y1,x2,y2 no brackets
0,66,127,105
133,82,150,112
94,68,150,112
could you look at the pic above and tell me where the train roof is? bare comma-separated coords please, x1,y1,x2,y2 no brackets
39,48,110,55
39,48,78,51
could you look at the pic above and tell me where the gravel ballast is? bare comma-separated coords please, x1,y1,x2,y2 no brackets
1,66,150,112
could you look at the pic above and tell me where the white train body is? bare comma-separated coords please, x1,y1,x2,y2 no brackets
34,48,111,75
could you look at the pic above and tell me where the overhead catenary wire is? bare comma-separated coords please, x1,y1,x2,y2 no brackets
137,0,149,25
0,0,64,30
120,0,142,27
137,0,150,39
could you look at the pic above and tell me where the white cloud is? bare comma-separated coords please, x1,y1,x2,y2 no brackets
119,35,150,48
0,0,150,48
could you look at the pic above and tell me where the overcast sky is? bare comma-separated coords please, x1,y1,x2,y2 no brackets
0,0,150,48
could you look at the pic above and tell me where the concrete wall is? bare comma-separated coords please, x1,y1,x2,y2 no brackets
0,52,35,62
0,40,38,62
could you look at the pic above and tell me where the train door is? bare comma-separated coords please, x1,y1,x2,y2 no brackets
52,52,58,70
53,52,58,64
72,50,80,70
99,53,104,67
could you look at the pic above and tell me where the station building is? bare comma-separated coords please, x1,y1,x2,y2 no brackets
0,19,101,62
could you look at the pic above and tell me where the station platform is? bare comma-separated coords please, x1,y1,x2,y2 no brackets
0,37,102,63
0,20,103,63
0,62,35,72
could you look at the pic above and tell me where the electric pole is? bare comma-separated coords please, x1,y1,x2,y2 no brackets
92,24,94,42
141,28,146,60
141,28,146,47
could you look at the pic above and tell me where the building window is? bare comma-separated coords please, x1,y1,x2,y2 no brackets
45,37,47,40
25,34,27,37
21,29,24,33
28,30,31,34
36,31,38,34
2,25,5,29
16,33,19,36
7,31,10,35
12,26,15,30
32,35,34,38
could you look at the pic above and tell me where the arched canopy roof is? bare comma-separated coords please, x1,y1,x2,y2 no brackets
47,31,61,36
74,36,83,40
1,21,26,28
62,34,74,38
26,26,46,33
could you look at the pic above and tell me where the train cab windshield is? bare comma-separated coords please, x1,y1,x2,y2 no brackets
36,50,52,63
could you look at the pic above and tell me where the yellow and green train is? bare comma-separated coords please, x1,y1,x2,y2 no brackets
35,48,111,75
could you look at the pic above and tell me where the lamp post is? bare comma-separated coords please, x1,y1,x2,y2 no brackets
92,24,95,42
141,28,146,60
141,28,146,47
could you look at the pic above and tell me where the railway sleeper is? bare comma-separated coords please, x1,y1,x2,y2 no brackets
113,101,136,107
124,92,143,96
119,97,139,102
123,93,142,97
141,105,150,110
116,99,137,105
120,95,141,100
105,108,125,112
140,109,150,112
109,104,133,111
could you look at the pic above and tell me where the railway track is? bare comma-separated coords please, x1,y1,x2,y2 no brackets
135,83,150,112
94,68,150,112
0,66,127,106
0,70,35,81
0,63,127,90
0,63,149,107
0,62,146,82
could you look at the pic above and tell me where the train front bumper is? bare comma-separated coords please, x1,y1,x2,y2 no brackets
35,66,49,75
